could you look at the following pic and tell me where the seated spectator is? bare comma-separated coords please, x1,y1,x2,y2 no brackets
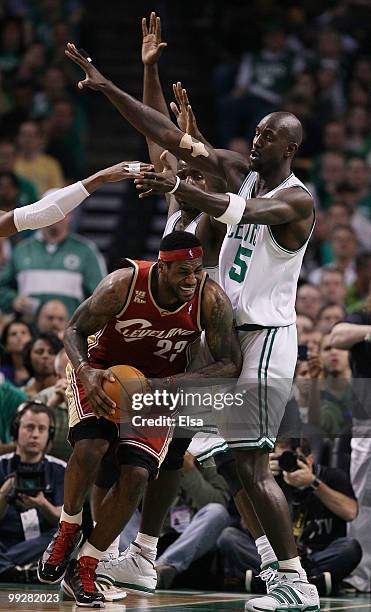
16,41,47,83
21,332,63,399
296,284,323,321
14,121,65,194
345,106,370,156
0,402,65,583
45,98,86,182
0,319,33,386
312,152,346,210
319,268,346,307
218,438,361,596
309,225,357,287
155,451,231,589
36,299,68,339
333,184,371,252
0,140,39,202
317,304,346,335
0,17,25,82
0,79,35,140
346,155,371,220
296,314,314,338
0,380,27,455
0,213,107,318
217,24,303,145
345,252,371,312
35,349,70,461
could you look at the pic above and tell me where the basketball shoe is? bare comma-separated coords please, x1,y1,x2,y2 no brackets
96,542,156,595
61,557,105,608
245,563,320,611
37,521,83,584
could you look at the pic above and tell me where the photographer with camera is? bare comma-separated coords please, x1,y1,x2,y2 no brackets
0,401,65,582
218,438,361,596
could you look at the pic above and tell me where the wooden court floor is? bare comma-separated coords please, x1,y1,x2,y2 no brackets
0,583,370,612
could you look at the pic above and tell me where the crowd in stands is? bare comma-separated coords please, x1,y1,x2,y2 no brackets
0,0,370,598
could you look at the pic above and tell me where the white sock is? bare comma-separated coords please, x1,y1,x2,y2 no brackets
60,506,83,525
134,532,158,562
279,557,307,581
255,535,277,568
78,540,105,562
103,535,120,558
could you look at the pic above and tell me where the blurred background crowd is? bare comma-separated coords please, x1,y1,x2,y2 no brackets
0,0,370,598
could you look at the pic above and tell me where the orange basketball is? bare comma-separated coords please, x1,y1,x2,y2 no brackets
102,364,148,423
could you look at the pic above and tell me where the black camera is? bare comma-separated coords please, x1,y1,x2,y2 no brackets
278,450,307,473
7,456,48,503
14,465,47,496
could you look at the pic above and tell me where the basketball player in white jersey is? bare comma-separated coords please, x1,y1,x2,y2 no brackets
66,42,320,610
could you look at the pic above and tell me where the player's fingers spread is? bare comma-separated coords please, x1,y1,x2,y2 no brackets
170,101,179,117
150,11,156,33
156,16,161,42
103,369,116,382
139,189,154,199
142,17,148,37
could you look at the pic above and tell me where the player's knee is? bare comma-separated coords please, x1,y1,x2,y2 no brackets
234,451,270,492
117,444,158,480
118,464,149,495
216,452,242,497
73,437,109,468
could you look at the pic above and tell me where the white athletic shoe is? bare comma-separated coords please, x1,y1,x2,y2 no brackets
95,581,127,601
245,565,320,611
96,542,156,595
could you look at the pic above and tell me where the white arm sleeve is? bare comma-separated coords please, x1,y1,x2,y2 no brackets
13,181,90,231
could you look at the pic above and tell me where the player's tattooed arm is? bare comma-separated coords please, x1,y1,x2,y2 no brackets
64,269,134,417
65,43,248,183
173,280,242,383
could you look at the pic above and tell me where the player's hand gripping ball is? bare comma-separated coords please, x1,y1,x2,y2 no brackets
102,365,149,423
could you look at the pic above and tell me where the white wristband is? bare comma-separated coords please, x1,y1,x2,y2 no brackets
168,176,181,195
13,181,89,232
214,192,245,225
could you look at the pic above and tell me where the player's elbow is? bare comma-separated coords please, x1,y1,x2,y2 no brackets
219,357,241,378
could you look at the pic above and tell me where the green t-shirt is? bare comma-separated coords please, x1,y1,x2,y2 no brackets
0,382,27,443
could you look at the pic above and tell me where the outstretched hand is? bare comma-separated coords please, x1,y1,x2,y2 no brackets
64,42,107,91
134,150,177,198
170,81,198,135
101,161,154,183
142,11,167,65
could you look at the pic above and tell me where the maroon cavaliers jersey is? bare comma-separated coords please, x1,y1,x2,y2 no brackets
87,259,206,378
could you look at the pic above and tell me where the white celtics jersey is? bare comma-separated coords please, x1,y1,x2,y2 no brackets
219,172,314,327
163,211,219,283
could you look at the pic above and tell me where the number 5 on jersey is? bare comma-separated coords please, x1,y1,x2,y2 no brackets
229,246,252,283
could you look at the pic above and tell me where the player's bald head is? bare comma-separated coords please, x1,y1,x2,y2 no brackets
263,112,303,147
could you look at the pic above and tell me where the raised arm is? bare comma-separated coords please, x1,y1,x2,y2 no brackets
0,160,152,238
64,268,134,417
135,162,313,225
65,43,249,182
141,12,176,173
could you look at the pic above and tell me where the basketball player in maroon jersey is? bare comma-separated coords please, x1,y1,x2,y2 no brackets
38,231,241,607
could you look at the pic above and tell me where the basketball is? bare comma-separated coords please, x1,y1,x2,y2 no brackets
102,364,148,423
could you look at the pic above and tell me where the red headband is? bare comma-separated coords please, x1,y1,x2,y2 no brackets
159,246,203,262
